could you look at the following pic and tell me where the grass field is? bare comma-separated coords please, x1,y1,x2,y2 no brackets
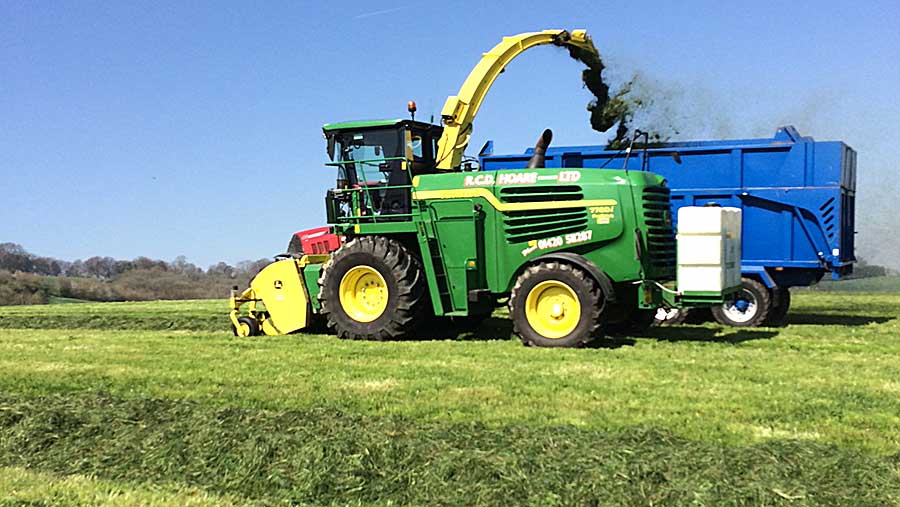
1,293,898,506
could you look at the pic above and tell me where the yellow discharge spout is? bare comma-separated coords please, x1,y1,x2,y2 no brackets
434,29,598,170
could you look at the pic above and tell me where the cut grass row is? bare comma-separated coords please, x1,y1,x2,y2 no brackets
0,299,227,332
0,291,896,331
0,294,898,452
1,293,898,505
2,393,898,507
1,466,248,507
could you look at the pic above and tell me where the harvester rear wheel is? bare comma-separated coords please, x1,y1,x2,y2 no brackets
318,236,427,341
509,261,603,348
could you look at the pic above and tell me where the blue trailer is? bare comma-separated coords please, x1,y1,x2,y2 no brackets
479,126,857,326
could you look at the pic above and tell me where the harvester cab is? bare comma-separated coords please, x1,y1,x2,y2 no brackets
323,120,443,220
229,29,743,346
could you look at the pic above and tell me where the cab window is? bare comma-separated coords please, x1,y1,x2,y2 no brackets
409,135,424,159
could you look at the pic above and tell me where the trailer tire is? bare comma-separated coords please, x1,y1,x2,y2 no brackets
318,236,427,341
711,277,771,327
509,261,604,348
764,287,791,326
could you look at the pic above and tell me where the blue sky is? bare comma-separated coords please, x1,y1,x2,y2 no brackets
2,1,899,269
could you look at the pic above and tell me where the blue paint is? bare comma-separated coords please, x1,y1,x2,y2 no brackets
480,126,856,289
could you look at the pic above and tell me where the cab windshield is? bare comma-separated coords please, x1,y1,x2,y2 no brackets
329,128,403,185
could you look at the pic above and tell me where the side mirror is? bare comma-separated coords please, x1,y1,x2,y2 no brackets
326,136,336,160
671,152,682,164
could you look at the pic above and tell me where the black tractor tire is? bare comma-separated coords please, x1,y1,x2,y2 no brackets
653,307,690,326
318,236,428,341
233,316,260,337
764,287,791,326
606,309,656,337
509,261,604,348
711,277,771,327
286,235,304,255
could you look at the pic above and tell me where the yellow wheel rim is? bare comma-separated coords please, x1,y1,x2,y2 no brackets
524,280,581,339
339,265,389,323
236,322,251,337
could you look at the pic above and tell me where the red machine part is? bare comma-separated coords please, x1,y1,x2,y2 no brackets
288,226,343,255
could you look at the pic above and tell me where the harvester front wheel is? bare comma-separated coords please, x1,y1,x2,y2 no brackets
318,236,427,341
509,261,603,348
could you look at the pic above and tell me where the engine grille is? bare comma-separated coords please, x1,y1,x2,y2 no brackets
503,208,589,244
499,185,582,203
499,185,588,243
642,186,676,270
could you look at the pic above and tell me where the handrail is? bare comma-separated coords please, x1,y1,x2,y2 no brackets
325,157,408,166
331,185,415,224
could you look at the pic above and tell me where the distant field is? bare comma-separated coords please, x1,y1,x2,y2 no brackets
810,275,900,292
1,293,898,506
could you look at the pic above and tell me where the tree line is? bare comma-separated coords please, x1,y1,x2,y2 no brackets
1,243,896,306
0,243,271,305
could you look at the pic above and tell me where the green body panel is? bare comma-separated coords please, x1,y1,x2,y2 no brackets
419,199,485,313
302,263,323,311
355,222,418,234
328,167,681,316
413,169,671,293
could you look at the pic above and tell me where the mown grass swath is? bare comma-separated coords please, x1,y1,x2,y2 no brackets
0,299,227,332
2,393,898,507
0,293,898,506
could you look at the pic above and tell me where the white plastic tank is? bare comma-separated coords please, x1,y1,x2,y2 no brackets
676,206,742,294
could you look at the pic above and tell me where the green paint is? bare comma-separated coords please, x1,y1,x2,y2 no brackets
302,263,323,311
310,121,727,319
322,119,404,131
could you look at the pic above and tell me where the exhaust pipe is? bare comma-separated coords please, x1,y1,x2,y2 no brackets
525,129,553,169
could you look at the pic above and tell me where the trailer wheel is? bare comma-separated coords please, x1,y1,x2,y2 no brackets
764,287,791,326
509,261,603,348
711,277,771,327
318,236,427,341
653,307,690,326
233,316,260,337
